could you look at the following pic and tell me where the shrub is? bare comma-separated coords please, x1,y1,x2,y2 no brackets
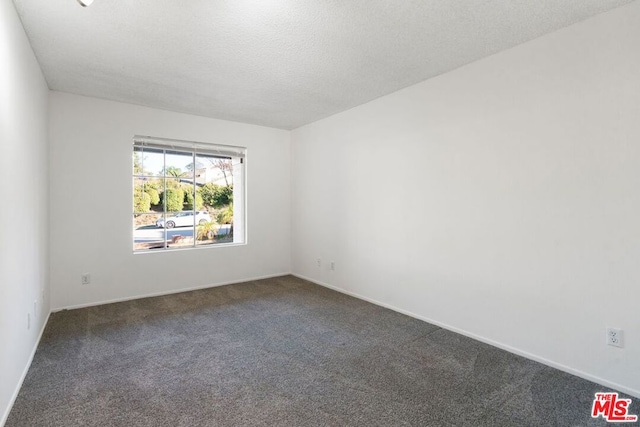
199,183,217,207
162,188,184,211
144,179,162,191
164,177,182,190
184,189,194,208
134,186,151,213
145,188,160,205
217,204,233,224
184,189,204,210
215,185,233,207
196,220,218,241
195,192,204,210
201,183,233,208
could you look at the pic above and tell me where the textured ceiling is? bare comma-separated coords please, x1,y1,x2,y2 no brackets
13,0,634,129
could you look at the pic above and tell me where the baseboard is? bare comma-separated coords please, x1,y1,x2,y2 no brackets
292,273,640,399
53,272,292,312
1,310,51,427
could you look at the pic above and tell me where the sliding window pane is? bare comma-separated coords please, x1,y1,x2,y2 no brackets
133,138,245,252
194,154,234,247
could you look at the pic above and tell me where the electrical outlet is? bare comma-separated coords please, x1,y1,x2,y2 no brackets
330,261,335,271
317,258,322,268
607,327,624,348
81,274,91,285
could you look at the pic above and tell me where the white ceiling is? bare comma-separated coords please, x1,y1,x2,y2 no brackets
13,0,634,130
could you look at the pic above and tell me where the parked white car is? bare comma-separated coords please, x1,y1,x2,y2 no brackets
156,211,211,228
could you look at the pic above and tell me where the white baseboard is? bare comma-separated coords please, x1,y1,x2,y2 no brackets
292,273,640,399
53,272,292,312
1,310,51,427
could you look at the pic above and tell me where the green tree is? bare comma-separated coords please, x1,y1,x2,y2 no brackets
163,166,183,177
159,167,185,190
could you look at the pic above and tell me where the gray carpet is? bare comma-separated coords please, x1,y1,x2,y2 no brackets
6,275,637,426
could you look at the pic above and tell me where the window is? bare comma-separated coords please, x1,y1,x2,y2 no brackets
133,136,245,251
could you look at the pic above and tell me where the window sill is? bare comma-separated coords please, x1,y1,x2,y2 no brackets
133,241,246,254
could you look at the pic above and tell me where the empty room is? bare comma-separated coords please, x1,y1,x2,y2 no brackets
1,0,639,425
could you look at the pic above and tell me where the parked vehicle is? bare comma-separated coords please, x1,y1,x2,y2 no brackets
156,211,211,228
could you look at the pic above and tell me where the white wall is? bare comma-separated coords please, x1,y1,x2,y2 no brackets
291,2,640,397
49,92,291,310
0,0,50,424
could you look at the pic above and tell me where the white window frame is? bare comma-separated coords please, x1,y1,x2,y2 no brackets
132,135,246,252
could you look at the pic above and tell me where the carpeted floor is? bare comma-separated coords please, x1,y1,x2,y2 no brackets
6,275,636,426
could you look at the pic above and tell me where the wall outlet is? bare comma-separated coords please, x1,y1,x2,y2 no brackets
330,261,335,271
81,274,91,285
607,327,624,348
317,258,322,268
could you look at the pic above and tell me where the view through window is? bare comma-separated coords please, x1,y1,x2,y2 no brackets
133,136,245,251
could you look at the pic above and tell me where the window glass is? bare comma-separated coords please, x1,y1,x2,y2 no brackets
133,138,245,252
